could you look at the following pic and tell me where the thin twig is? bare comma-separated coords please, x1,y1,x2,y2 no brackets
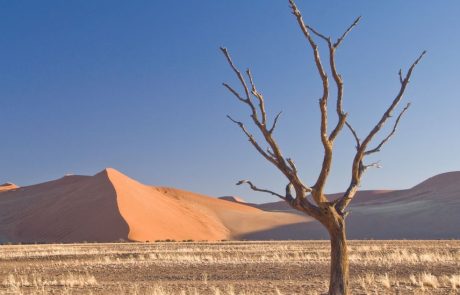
365,103,411,155
236,180,286,201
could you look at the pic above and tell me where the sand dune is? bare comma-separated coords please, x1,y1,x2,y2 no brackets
0,172,129,243
0,168,309,243
344,171,460,239
0,169,458,242
240,172,460,239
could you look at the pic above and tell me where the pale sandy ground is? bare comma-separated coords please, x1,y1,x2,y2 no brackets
0,241,459,294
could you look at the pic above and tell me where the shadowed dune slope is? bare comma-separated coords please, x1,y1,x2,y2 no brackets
345,171,460,239
239,172,460,239
0,171,129,243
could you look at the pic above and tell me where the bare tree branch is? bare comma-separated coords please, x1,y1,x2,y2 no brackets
333,16,362,48
327,44,347,143
289,4,361,202
337,51,426,212
360,52,425,152
345,121,360,150
311,16,361,146
288,0,329,144
221,47,259,121
266,147,276,158
227,115,277,166
237,180,286,201
222,47,314,196
269,111,282,134
289,1,329,85
287,158,298,175
290,0,331,203
365,103,411,155
362,161,382,171
220,47,251,101
404,51,427,82
298,22,349,144
329,18,361,141
223,83,246,103
308,17,361,146
305,25,330,43
246,69,267,125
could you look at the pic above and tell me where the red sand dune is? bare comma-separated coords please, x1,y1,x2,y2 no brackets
0,169,458,243
0,169,309,243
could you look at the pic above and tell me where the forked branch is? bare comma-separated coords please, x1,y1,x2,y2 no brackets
246,69,267,125
222,47,314,202
334,16,362,48
226,115,277,166
365,103,411,155
337,51,426,212
220,48,251,101
269,111,283,134
345,121,361,150
290,0,361,199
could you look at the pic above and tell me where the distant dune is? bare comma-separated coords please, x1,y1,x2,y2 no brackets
240,172,460,239
0,169,458,243
219,196,247,203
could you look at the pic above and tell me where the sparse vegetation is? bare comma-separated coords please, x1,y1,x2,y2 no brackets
0,240,458,294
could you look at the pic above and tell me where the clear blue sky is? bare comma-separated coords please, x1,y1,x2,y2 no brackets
1,1,459,203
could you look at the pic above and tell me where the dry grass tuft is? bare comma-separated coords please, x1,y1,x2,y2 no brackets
377,273,391,288
420,272,439,288
448,274,460,289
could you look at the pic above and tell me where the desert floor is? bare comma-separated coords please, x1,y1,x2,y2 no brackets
0,241,459,295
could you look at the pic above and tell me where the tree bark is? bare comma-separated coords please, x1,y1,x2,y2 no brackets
327,218,349,295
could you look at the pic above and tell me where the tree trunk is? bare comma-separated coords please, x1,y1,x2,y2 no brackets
327,218,349,295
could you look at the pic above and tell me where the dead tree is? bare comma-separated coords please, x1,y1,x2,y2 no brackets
220,1,425,294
